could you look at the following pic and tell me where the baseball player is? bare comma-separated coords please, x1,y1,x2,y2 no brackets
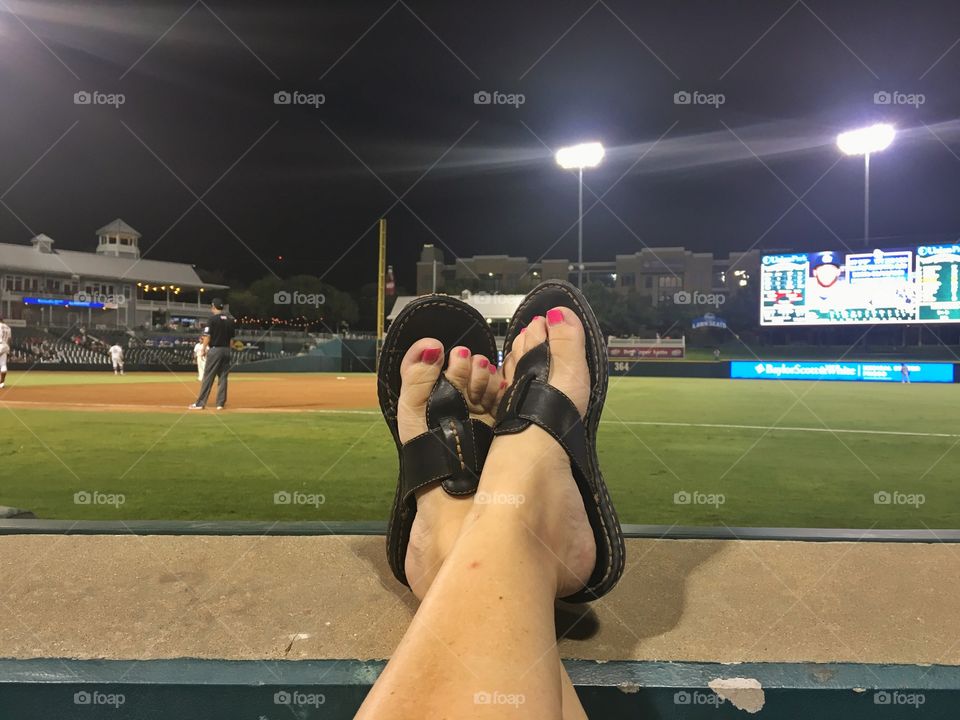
193,337,206,381
0,316,11,389
108,343,124,375
901,361,911,384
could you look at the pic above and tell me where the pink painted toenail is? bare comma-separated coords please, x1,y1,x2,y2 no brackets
457,347,469,358
487,363,497,374
519,327,526,334
500,380,508,389
478,357,489,368
547,308,564,325
420,347,441,364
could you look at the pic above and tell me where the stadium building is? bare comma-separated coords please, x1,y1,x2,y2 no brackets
0,219,227,330
416,244,760,303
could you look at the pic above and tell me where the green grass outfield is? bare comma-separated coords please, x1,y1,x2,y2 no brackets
1,373,958,528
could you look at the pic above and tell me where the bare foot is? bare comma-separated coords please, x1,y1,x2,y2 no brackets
395,339,502,598
480,308,597,598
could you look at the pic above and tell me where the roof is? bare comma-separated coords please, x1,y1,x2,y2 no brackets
0,242,223,288
388,292,526,321
96,219,141,238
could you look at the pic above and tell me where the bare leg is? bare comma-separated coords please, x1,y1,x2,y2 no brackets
358,309,595,719
561,662,589,720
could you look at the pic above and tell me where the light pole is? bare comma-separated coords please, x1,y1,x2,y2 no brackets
555,142,605,287
836,123,895,246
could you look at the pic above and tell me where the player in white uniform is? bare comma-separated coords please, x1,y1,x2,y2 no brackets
194,338,206,381
0,317,11,389
108,343,124,375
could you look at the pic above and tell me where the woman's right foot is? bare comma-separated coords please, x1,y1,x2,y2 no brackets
479,308,597,598
395,339,502,599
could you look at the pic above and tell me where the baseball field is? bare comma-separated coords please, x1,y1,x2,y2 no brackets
1,370,958,528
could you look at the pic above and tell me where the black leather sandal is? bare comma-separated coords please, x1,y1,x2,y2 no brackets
378,294,499,589
495,280,625,602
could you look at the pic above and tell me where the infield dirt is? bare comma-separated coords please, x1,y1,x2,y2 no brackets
0,373,378,413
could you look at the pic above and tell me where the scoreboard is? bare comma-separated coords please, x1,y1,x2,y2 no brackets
761,244,960,326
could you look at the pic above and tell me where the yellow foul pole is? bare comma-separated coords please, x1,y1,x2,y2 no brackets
376,218,387,369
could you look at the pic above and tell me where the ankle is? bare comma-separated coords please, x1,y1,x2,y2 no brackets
405,491,472,598
482,428,570,483
457,504,563,588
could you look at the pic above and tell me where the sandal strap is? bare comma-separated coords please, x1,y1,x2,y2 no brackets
399,375,491,499
494,343,589,479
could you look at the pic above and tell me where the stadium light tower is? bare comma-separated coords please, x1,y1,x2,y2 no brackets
837,123,895,246
555,142,605,288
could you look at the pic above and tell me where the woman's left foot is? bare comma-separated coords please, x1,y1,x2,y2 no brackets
394,339,502,598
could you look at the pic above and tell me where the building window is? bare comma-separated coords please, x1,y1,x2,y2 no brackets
620,272,635,287
658,275,682,289
644,276,653,289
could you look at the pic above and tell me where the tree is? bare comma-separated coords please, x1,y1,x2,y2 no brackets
225,289,262,318
229,274,358,330
582,284,658,337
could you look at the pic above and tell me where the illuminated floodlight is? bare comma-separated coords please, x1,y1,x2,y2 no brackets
555,142,605,169
836,124,895,156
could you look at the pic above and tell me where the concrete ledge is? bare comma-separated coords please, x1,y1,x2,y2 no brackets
1,535,957,666
3,519,960,542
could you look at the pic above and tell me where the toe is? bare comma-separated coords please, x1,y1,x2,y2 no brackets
544,307,590,417
397,338,444,444
544,307,586,351
479,363,502,412
495,351,516,414
500,350,517,385
523,315,547,355
466,354,491,405
444,345,472,394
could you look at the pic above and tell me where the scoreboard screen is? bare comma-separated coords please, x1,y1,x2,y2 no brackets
760,244,960,325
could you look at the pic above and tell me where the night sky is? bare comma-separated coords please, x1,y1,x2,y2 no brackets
2,0,960,290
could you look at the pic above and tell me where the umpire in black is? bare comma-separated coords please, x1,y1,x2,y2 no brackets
189,298,236,410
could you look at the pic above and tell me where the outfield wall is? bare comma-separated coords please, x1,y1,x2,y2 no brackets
11,352,960,383
611,360,960,383
233,338,376,373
